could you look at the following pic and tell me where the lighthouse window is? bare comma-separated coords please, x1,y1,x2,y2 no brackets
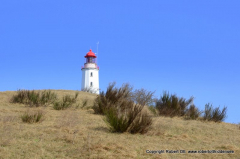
90,82,93,87
88,57,93,63
90,72,93,77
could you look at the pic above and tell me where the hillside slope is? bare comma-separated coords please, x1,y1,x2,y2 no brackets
0,90,239,159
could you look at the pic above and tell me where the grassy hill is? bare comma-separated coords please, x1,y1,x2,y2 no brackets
0,90,239,159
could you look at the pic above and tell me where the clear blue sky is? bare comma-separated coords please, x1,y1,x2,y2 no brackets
1,1,239,123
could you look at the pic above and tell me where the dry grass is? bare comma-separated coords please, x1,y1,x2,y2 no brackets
0,90,239,159
21,108,45,123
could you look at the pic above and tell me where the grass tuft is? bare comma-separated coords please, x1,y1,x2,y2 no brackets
21,109,44,123
40,90,57,106
53,92,79,110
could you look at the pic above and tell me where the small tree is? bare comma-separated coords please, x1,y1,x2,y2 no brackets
132,88,155,106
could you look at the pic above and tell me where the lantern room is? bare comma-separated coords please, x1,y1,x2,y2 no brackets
84,49,97,63
82,49,99,70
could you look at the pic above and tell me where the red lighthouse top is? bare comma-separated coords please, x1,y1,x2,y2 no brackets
84,49,97,58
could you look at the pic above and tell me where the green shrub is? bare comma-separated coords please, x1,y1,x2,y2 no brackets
11,89,57,107
104,103,152,134
53,93,78,110
26,90,41,107
156,91,194,117
11,90,40,106
40,90,57,106
104,107,129,133
126,106,152,134
96,83,152,134
203,103,227,122
10,89,28,104
21,109,44,123
184,104,202,120
93,82,133,114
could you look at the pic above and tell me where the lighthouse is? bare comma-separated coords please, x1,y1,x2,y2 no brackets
81,49,99,94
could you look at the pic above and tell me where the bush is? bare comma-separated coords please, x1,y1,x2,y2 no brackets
104,107,129,133
184,104,202,120
53,92,78,110
11,90,40,106
11,89,57,107
40,90,57,106
95,83,152,134
104,103,152,134
21,109,44,123
10,89,27,104
93,82,133,114
203,103,227,122
126,107,152,134
156,91,194,117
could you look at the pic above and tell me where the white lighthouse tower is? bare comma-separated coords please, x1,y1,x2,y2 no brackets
81,49,99,94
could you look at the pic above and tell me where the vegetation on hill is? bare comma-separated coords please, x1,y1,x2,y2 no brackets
203,103,227,122
11,89,79,110
156,91,194,117
155,91,227,122
53,92,79,110
93,83,152,134
21,109,45,123
0,87,237,158
10,89,57,107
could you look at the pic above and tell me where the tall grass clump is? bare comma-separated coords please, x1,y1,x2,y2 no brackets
53,92,79,110
203,103,227,122
21,109,44,123
156,91,194,117
10,89,27,104
40,90,57,106
10,89,57,107
94,83,152,134
11,90,40,106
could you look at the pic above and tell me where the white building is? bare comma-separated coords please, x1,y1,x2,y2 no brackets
81,49,99,94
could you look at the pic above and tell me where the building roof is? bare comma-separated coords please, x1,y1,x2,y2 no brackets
84,49,97,58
